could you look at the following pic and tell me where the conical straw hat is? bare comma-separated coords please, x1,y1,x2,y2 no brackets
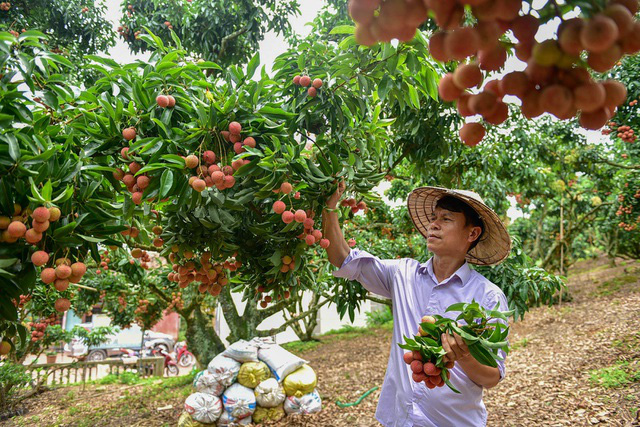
407,187,511,266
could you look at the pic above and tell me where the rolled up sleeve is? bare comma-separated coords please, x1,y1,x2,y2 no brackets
483,290,510,382
332,249,401,299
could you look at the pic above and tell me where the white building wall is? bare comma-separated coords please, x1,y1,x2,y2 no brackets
215,290,377,347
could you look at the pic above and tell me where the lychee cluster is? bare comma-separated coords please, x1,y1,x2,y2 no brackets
340,197,367,214
0,204,61,244
131,247,153,269
402,350,451,389
256,285,291,308
113,140,155,206
167,250,237,296
27,314,58,342
166,291,184,313
349,0,639,145
272,195,330,249
39,257,87,294
156,93,176,109
604,124,637,143
0,2,11,11
292,75,324,97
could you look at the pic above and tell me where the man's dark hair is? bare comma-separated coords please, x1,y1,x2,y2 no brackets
434,196,485,251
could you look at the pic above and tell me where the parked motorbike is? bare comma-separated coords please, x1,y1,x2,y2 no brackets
152,347,179,376
175,341,195,367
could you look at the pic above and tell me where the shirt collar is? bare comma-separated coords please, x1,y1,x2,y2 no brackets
419,257,471,286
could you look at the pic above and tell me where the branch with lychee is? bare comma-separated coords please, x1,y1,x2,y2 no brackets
399,300,512,393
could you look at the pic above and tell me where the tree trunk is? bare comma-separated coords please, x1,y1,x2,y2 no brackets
288,291,321,342
185,305,225,368
607,228,619,267
531,203,547,260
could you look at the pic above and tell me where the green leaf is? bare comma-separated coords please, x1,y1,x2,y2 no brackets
330,25,355,35
41,180,52,201
159,169,174,199
6,134,20,161
53,222,77,238
246,53,260,80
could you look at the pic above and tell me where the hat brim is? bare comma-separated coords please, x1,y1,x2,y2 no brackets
407,187,511,266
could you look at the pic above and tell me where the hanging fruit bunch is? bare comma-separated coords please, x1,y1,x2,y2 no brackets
348,0,640,145
399,300,512,393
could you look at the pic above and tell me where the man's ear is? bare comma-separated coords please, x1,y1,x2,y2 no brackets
468,226,482,244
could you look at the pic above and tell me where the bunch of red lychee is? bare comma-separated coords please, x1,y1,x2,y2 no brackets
166,291,184,312
167,250,237,296
349,0,639,146
271,188,330,249
256,285,291,308
113,137,154,206
340,197,367,213
0,204,61,245
131,247,153,269
26,314,58,342
38,257,87,293
403,351,451,389
0,2,11,11
616,125,636,143
156,93,176,108
221,120,258,157
293,75,324,98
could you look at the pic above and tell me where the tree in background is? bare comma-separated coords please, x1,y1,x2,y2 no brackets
0,0,115,82
116,0,300,67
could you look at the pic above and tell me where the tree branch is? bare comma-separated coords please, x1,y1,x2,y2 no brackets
258,298,290,320
595,156,640,170
365,295,392,307
219,24,251,59
298,132,330,169
218,285,241,327
256,298,330,337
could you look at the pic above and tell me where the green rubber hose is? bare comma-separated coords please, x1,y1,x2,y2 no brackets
335,386,379,408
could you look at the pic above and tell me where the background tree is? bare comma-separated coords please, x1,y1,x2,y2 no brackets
0,0,115,83
116,0,300,67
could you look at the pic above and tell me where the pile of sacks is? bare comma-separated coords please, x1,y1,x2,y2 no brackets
179,337,322,426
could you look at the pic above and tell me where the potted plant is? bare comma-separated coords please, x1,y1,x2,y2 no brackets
45,350,57,364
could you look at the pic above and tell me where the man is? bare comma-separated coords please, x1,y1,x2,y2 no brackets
322,184,511,427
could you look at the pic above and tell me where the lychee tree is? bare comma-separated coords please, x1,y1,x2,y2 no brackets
348,0,640,146
0,31,126,339
116,0,301,68
0,0,116,83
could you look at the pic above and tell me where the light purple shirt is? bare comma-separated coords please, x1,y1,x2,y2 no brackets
333,249,509,427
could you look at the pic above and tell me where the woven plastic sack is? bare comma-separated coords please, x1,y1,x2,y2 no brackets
252,404,285,423
222,383,256,420
250,336,275,349
177,412,207,427
258,343,307,382
237,361,271,389
284,389,322,415
207,354,241,387
254,378,286,408
217,412,252,426
223,339,259,363
283,364,318,397
184,392,223,424
194,370,225,396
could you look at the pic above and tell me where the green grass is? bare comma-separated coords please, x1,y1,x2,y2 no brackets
282,339,322,354
589,361,640,388
594,274,638,296
612,332,640,351
282,323,393,355
511,338,530,351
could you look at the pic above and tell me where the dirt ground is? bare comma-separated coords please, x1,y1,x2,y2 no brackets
3,255,639,427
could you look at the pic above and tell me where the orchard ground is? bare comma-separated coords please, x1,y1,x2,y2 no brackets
3,254,639,427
